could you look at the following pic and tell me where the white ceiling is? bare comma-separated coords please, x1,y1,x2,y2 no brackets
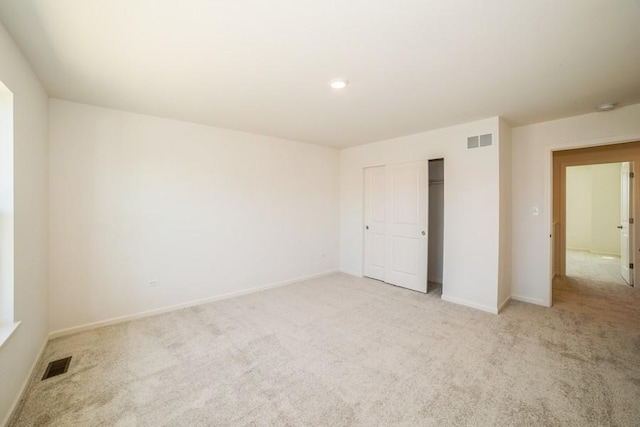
1,1,639,148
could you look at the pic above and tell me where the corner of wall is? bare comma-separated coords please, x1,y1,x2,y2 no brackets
498,117,513,305
0,19,50,425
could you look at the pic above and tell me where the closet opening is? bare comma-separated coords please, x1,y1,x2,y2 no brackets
428,159,444,293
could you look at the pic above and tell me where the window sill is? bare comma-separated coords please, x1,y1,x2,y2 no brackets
0,321,21,349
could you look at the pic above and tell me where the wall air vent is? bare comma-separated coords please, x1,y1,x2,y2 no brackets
467,133,493,149
42,356,72,380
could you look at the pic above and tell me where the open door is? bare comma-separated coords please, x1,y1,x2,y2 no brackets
620,162,634,286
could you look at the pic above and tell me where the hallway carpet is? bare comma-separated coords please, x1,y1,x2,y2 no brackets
9,273,640,426
566,249,628,287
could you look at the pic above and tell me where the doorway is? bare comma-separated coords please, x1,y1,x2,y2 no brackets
552,142,640,303
564,162,631,286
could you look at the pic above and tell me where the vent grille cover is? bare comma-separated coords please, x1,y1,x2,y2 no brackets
467,133,493,149
42,356,72,380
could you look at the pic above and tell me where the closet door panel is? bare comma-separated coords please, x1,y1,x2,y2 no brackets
385,161,428,292
364,166,386,281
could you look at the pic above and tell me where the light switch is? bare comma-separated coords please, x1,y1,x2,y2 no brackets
531,206,539,216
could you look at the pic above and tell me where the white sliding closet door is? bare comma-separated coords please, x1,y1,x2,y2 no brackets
364,166,386,281
364,161,428,293
385,161,428,292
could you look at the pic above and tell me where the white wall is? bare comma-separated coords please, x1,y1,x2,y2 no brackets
590,163,622,255
49,100,339,333
340,117,505,313
566,163,621,255
512,103,640,306
0,22,49,426
566,165,593,250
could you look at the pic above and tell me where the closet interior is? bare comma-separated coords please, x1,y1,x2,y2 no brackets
428,158,444,292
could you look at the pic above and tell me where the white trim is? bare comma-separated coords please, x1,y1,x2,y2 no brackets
441,294,498,314
49,270,338,339
498,296,511,313
1,336,48,427
511,294,548,307
0,321,21,349
589,250,622,257
565,246,590,252
339,268,363,278
566,248,622,257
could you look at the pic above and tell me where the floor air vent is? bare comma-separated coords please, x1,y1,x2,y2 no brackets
42,356,72,380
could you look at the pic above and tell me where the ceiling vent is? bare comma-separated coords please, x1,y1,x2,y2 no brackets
467,133,493,149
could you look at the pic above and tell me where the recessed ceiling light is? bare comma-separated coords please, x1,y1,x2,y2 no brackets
329,79,348,89
595,102,617,112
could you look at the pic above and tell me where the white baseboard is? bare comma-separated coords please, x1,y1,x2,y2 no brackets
339,269,363,278
566,246,589,252
1,337,48,427
567,248,621,257
441,294,498,314
498,296,511,313
511,294,547,306
589,250,621,257
49,269,338,339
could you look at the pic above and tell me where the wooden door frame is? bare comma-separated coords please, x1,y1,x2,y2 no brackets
552,141,640,298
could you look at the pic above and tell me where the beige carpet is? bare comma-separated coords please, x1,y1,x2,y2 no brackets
9,273,640,426
566,249,628,286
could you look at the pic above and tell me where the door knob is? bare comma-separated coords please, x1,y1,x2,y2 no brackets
617,225,623,229
421,231,426,236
